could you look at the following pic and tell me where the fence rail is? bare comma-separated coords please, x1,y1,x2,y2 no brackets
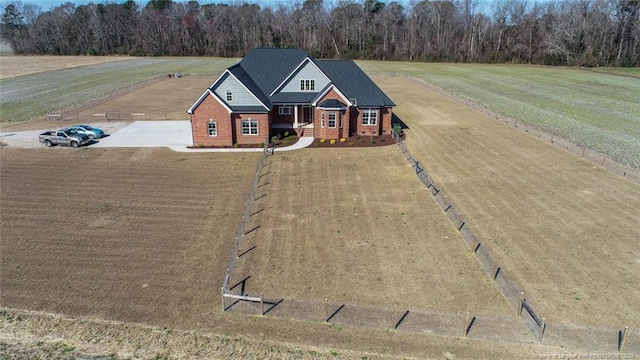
221,139,270,303
45,75,165,122
389,74,639,183
392,136,637,352
395,137,544,339
214,133,637,353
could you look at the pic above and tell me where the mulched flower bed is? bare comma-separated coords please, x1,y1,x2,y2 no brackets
186,133,404,149
311,133,404,148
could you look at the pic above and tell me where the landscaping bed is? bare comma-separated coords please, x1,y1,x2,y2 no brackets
311,133,403,148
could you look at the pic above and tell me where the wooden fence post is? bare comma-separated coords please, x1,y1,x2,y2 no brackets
492,261,500,280
324,298,328,323
538,318,546,342
618,326,628,353
464,311,470,337
260,293,264,316
518,292,524,316
602,156,606,166
221,287,225,312
582,147,586,157
393,306,397,330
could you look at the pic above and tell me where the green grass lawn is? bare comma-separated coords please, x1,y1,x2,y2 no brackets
0,57,236,123
358,61,640,168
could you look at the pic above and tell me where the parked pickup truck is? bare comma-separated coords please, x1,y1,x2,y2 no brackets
39,129,91,148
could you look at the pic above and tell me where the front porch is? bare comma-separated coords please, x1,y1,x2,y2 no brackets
271,103,315,138
272,121,314,138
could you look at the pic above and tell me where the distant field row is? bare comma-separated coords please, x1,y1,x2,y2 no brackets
359,61,640,168
0,57,236,122
1,56,638,167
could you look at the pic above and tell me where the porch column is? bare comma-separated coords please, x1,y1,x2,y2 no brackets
294,105,298,128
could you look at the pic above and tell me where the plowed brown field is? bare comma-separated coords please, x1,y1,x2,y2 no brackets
233,147,512,316
0,148,259,326
376,77,640,328
0,147,558,359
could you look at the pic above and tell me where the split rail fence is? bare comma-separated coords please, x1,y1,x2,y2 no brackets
386,74,639,183
221,139,270,311
215,135,637,353
46,75,164,122
392,136,637,353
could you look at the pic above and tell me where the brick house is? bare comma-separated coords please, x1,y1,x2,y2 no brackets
187,48,395,147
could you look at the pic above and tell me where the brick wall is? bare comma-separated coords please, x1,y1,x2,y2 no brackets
381,107,393,135
353,106,393,136
314,89,350,139
191,94,234,147
234,113,269,145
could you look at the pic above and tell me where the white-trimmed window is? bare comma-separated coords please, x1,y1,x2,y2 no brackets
278,106,293,115
207,120,217,136
339,113,343,128
226,90,233,102
362,109,377,125
241,119,258,135
328,113,336,128
299,79,315,91
321,113,325,128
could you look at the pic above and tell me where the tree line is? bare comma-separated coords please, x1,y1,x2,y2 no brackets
2,0,639,66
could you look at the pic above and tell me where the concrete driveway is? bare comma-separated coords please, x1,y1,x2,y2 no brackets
0,121,314,152
92,121,192,149
93,121,314,152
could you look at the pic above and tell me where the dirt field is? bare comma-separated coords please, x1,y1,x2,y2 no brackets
376,77,640,328
0,148,259,326
76,76,214,121
2,63,638,356
0,147,568,359
232,147,512,317
0,55,130,79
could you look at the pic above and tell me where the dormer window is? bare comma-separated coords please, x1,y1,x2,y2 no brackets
300,79,315,91
226,90,233,102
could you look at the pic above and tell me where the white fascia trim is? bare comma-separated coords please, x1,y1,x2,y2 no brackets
210,90,233,113
311,84,352,107
187,89,232,114
226,70,270,111
269,57,331,96
208,70,228,90
187,71,229,114
187,89,209,114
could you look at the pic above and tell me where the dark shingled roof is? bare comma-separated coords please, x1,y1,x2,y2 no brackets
271,92,319,104
230,106,269,113
317,99,347,109
238,48,308,98
200,48,394,112
227,64,271,108
316,60,395,107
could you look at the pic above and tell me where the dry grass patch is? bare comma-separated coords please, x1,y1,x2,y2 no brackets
0,147,258,327
76,76,214,121
232,147,512,316
377,77,640,328
0,55,130,79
